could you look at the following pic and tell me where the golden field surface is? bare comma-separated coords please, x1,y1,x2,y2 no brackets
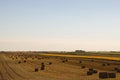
0,52,120,80
40,53,120,61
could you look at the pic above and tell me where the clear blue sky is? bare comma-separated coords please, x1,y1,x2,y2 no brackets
0,0,120,51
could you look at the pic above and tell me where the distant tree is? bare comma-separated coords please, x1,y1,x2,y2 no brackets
75,50,86,53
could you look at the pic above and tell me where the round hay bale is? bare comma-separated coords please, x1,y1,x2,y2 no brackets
108,73,116,78
16,57,18,59
35,68,39,72
38,58,41,60
102,63,106,66
116,69,120,73
18,61,21,64
65,59,68,62
49,62,52,65
41,62,44,65
79,61,82,63
81,66,85,69
24,60,26,63
91,59,94,62
88,68,97,74
114,67,118,71
25,57,27,60
62,60,65,63
87,71,93,75
107,63,110,66
89,68,93,71
41,64,45,70
99,72,108,79
93,70,98,73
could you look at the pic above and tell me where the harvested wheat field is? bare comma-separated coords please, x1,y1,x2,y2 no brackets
0,52,120,80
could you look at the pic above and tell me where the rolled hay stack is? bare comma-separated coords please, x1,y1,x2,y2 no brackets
49,62,52,65
89,68,93,71
65,59,68,62
114,67,120,73
62,59,68,63
91,59,94,62
79,61,82,63
25,57,27,60
87,71,93,75
107,63,110,66
35,68,39,72
93,70,98,73
16,57,18,59
41,63,45,70
81,66,85,69
18,61,21,64
102,63,106,66
114,67,118,71
99,72,108,79
62,60,65,63
41,62,44,65
108,73,116,78
23,60,26,63
116,69,120,73
38,58,41,60
87,68,98,76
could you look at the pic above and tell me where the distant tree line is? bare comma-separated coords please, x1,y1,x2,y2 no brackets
75,50,86,53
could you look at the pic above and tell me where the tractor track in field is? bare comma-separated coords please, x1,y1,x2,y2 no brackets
0,71,4,80
1,59,14,80
4,60,27,79
0,54,27,80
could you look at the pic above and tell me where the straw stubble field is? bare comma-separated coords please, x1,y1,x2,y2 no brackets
0,52,120,80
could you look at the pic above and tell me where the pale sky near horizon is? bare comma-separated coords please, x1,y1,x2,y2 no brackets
0,0,120,51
